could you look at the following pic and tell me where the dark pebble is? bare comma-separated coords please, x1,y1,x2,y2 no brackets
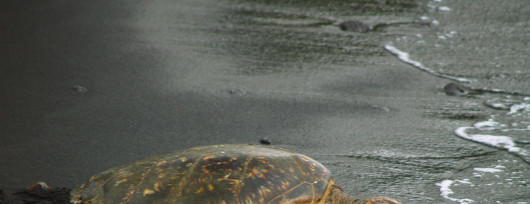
338,20,371,32
260,138,271,145
443,83,467,96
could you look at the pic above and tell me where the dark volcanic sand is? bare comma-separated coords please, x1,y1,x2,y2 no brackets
0,188,70,204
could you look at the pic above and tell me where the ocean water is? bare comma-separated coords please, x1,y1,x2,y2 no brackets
169,0,530,202
386,0,529,203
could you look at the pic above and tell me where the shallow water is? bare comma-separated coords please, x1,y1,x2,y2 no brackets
389,0,529,95
384,0,530,202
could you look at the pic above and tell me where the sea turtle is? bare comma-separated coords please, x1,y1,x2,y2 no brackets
71,144,401,204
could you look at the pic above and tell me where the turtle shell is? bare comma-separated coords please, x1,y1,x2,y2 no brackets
71,144,333,204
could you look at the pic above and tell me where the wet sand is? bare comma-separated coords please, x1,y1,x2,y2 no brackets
0,0,504,203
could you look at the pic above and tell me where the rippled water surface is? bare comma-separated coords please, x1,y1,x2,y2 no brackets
379,0,530,202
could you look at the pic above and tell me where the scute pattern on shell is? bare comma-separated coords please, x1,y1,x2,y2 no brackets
71,144,332,204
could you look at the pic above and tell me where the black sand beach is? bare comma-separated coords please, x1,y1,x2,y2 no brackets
2,0,528,203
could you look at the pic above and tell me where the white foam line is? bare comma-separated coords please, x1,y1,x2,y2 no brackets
436,180,475,203
508,103,530,115
384,44,472,83
474,87,530,96
455,127,522,154
473,120,502,130
455,126,530,164
473,167,503,173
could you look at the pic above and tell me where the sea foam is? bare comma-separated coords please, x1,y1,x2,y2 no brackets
384,44,471,83
435,180,474,204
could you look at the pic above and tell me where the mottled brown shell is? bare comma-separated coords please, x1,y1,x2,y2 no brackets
71,144,333,204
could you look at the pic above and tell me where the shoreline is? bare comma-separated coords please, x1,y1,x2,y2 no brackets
2,0,527,202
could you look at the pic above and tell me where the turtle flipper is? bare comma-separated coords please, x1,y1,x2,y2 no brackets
328,185,401,204
352,197,402,204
